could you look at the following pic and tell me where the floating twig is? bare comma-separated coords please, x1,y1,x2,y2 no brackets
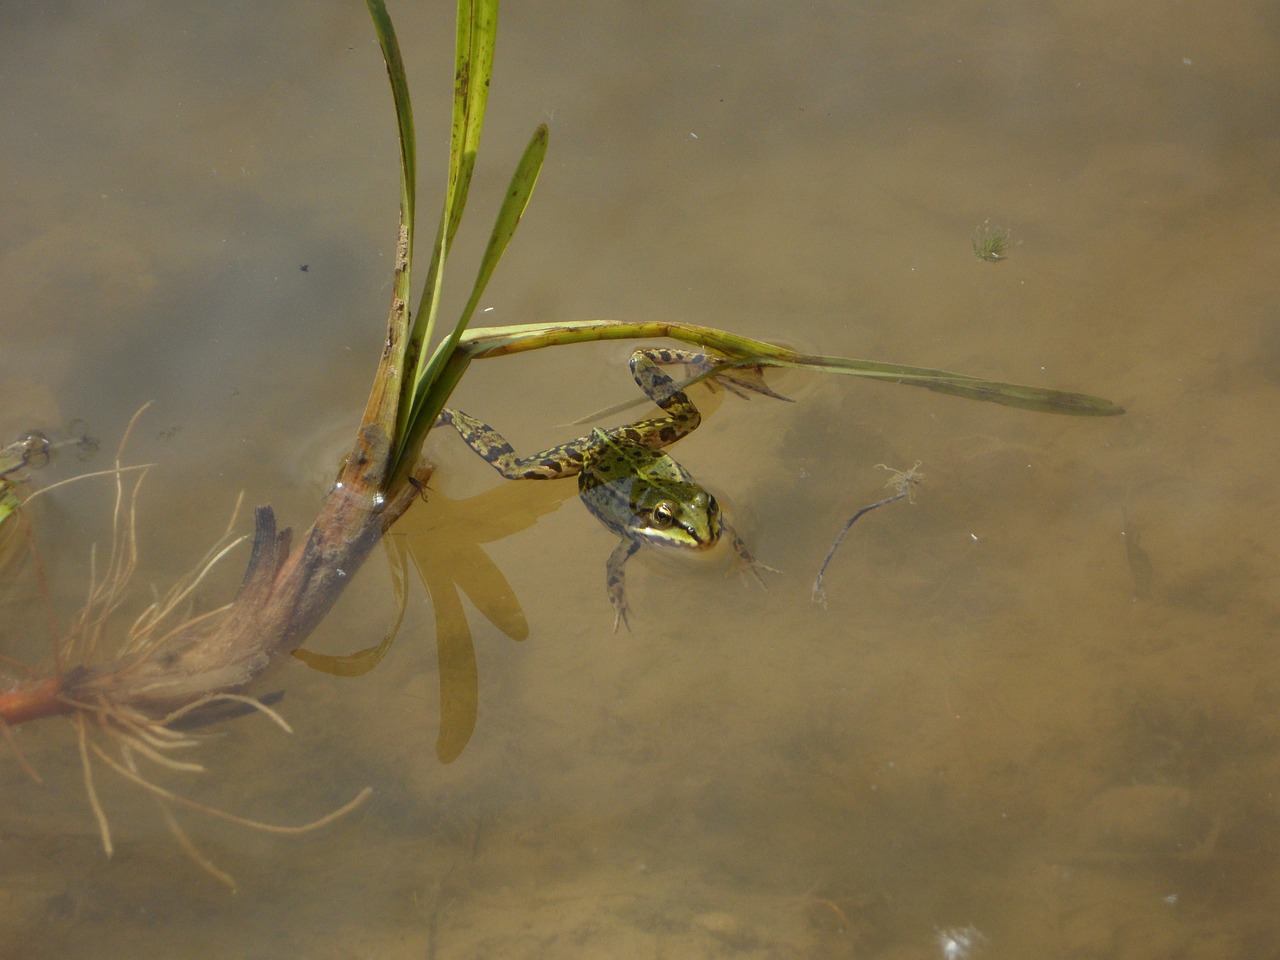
812,462,924,606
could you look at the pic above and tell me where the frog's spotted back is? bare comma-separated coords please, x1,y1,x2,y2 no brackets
578,430,721,550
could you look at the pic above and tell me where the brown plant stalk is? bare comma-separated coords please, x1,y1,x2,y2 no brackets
1,220,429,730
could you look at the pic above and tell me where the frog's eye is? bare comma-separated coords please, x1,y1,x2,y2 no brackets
651,501,676,528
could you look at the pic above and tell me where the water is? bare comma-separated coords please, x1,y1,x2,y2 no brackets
2,0,1278,956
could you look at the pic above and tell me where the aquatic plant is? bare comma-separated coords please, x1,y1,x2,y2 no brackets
972,219,1011,262
0,0,1121,867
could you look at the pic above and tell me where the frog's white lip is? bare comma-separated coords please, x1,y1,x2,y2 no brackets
634,523,716,549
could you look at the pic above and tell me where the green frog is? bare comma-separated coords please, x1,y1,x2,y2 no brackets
435,347,786,629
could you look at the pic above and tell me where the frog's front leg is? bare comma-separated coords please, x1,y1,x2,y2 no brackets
721,517,777,587
605,536,643,632
606,519,771,633
436,408,587,480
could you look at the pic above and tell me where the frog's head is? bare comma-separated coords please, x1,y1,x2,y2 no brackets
631,480,721,549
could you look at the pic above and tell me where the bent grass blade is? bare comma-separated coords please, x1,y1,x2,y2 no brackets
451,319,1124,418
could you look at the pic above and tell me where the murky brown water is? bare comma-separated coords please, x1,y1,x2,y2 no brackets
3,1,1280,957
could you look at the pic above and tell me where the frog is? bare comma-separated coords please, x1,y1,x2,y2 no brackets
434,347,787,630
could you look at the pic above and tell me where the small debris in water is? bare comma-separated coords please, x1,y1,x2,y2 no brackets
936,925,987,960
972,220,1011,262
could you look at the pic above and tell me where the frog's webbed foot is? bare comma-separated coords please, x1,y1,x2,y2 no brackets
612,606,630,633
708,362,792,403
746,558,782,586
643,348,792,403
606,537,642,633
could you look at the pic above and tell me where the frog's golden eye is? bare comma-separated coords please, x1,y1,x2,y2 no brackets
651,501,676,528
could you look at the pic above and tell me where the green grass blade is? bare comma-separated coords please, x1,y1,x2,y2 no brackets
446,0,498,253
392,124,550,479
406,0,499,392
355,0,419,445
454,319,1125,417
443,124,548,356
364,0,415,292
389,341,476,486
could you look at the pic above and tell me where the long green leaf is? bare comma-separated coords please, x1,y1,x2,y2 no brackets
454,319,1125,417
354,0,419,449
392,124,550,481
446,0,498,252
405,0,499,415
427,124,547,379
455,123,548,327
365,0,415,302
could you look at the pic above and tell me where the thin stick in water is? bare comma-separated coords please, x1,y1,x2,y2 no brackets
812,462,924,606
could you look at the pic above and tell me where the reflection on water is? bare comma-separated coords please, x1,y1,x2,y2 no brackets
3,0,1280,956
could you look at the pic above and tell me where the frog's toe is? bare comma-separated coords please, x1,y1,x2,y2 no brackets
714,365,793,403
745,561,780,588
612,601,632,633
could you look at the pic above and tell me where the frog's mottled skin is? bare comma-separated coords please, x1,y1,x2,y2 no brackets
436,348,781,629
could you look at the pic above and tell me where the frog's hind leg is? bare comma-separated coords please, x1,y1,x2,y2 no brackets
610,351,705,451
605,537,643,632
436,408,585,480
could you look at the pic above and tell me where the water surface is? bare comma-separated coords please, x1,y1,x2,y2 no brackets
2,1,1279,956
